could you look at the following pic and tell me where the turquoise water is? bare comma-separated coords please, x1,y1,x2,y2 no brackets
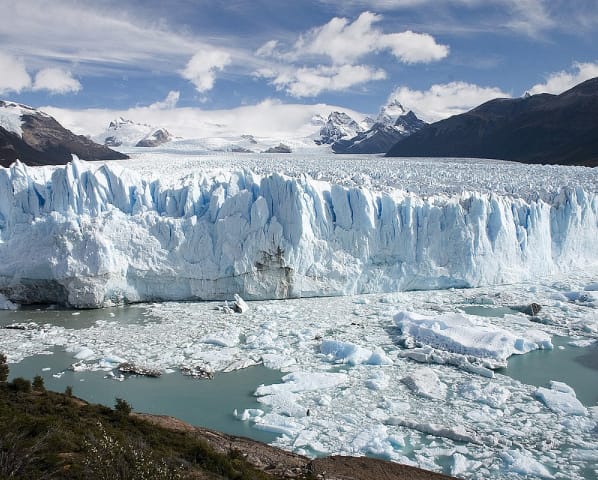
499,335,598,406
8,348,282,443
0,304,159,330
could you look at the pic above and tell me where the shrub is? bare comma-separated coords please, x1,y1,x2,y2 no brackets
10,377,31,393
114,397,132,416
65,385,73,397
32,375,45,392
0,353,8,382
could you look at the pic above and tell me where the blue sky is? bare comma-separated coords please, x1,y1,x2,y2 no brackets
1,0,597,128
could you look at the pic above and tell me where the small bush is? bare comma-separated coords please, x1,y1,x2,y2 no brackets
0,353,8,382
32,375,45,392
115,397,132,416
10,377,31,393
65,385,73,397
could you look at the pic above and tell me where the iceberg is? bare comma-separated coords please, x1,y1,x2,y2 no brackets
395,310,552,366
1,159,597,308
535,382,587,416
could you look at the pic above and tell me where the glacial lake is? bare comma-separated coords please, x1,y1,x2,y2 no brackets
7,347,282,444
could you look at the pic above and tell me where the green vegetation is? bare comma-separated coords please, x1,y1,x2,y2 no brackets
0,354,285,479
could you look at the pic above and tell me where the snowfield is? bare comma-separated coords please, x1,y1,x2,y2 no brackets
0,152,597,308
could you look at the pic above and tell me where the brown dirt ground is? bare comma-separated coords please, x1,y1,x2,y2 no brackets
135,413,457,480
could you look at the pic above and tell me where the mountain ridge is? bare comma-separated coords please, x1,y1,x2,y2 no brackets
386,77,598,167
0,101,128,167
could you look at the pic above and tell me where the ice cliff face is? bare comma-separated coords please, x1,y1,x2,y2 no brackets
1,159,597,308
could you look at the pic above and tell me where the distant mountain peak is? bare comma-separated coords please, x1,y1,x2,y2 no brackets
315,111,364,145
97,118,172,148
376,98,408,125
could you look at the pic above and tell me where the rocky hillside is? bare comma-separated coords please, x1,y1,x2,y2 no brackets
0,101,128,167
387,77,598,167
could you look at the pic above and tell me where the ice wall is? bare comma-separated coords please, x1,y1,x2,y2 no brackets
1,160,597,308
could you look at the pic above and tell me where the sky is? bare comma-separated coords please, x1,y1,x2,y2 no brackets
1,0,597,136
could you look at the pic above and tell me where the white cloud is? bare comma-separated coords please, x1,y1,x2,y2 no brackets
291,11,448,64
502,0,554,38
0,52,31,94
0,1,201,72
149,91,180,109
259,64,387,97
391,82,511,121
255,11,447,98
182,50,232,93
42,101,367,140
32,68,81,94
377,30,450,63
528,62,598,95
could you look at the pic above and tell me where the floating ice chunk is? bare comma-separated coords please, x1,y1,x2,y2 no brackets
400,346,495,377
395,310,552,363
222,358,261,372
402,367,447,400
257,391,306,417
255,371,348,396
73,347,95,360
368,348,394,366
320,340,393,366
535,382,587,416
366,370,389,391
501,450,554,478
200,329,240,347
351,425,399,458
0,293,18,310
253,412,303,437
549,380,576,395
233,294,249,313
459,382,511,409
568,338,596,348
293,429,328,454
261,353,296,370
452,453,482,477
386,418,480,444
236,408,264,421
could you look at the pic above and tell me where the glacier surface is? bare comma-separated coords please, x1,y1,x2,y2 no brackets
1,154,597,308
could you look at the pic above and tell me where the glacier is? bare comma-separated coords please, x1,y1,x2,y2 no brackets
1,156,597,308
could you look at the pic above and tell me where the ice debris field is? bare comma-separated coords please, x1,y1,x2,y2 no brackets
1,153,598,479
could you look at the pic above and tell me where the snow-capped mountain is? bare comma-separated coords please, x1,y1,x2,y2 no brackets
315,111,372,145
376,98,408,125
97,117,173,148
332,99,427,154
0,100,128,167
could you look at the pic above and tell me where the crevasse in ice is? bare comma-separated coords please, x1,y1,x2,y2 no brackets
0,159,597,308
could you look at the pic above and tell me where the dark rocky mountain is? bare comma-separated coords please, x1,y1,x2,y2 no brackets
386,77,598,167
263,143,292,153
333,110,427,154
0,101,128,168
